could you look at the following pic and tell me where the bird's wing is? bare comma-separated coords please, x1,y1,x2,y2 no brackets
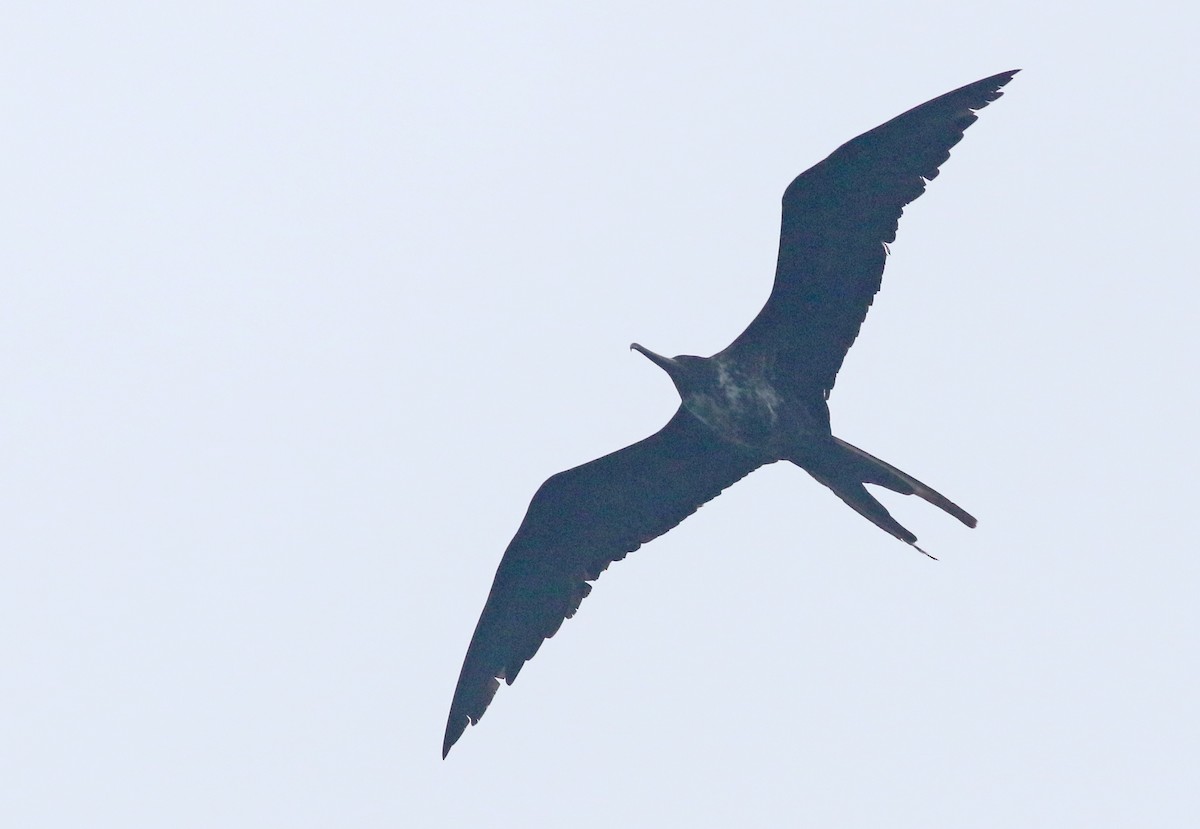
443,407,765,756
722,70,1017,397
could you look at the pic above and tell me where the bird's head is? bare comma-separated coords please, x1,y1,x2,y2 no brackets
630,343,710,396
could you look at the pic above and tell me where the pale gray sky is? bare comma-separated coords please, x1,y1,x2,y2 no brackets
3,3,1197,827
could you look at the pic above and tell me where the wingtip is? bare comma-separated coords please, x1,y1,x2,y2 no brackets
957,69,1019,106
993,69,1021,89
443,701,475,759
442,719,463,759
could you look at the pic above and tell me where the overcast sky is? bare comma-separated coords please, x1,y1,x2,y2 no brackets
3,3,1197,827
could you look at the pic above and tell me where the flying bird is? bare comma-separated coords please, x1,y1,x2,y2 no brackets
444,70,1017,757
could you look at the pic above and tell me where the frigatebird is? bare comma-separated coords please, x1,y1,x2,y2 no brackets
444,70,1017,757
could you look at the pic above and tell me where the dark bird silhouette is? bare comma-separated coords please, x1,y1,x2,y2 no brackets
444,70,1017,757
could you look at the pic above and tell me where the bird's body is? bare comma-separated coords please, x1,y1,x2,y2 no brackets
637,347,822,454
444,70,1018,757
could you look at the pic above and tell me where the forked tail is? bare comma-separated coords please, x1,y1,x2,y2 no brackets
800,437,976,557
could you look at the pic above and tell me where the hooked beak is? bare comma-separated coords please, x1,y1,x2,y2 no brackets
629,343,677,374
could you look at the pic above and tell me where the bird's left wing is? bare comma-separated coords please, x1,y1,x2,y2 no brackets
722,70,1017,398
443,407,766,756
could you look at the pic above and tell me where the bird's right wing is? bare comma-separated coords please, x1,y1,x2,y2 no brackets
723,70,1017,398
443,407,765,757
